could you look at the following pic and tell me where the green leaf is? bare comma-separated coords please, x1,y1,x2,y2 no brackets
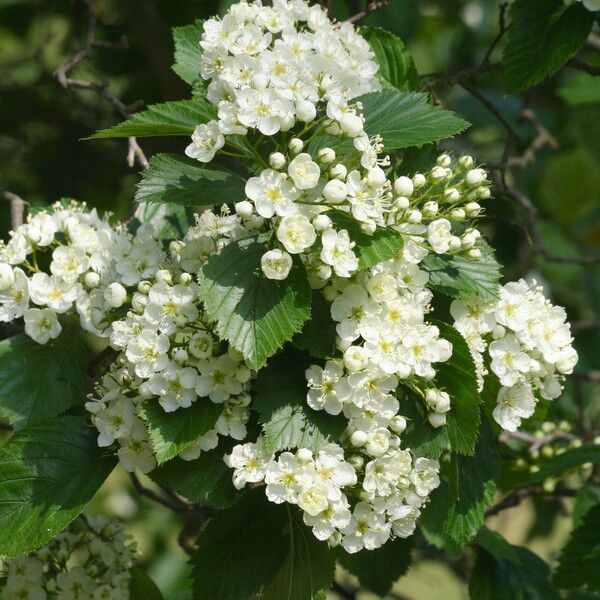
89,99,216,139
263,506,335,600
357,90,470,151
129,567,164,600
172,21,204,86
503,0,594,93
335,537,414,597
433,321,480,455
559,71,600,106
0,415,116,557
573,485,600,529
135,153,247,206
151,450,240,509
418,481,461,556
140,401,221,464
361,27,419,92
0,330,88,430
470,528,560,600
422,241,501,302
197,237,311,369
254,349,345,454
329,210,404,269
292,292,337,360
133,202,188,242
191,489,289,599
444,421,498,547
396,144,439,176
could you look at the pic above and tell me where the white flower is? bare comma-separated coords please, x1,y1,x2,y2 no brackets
306,361,349,415
276,215,316,254
261,249,293,280
125,329,170,378
245,169,299,218
427,219,453,254
265,452,309,504
225,438,271,489
237,87,291,135
195,354,242,403
185,121,225,163
148,362,198,412
28,272,78,313
50,245,89,282
320,229,358,278
314,444,357,499
188,331,214,359
0,263,14,289
0,267,29,321
492,382,536,432
411,457,441,497
117,420,156,473
24,307,62,344
297,482,330,516
287,153,321,190
489,334,533,386
303,497,352,541
341,502,391,553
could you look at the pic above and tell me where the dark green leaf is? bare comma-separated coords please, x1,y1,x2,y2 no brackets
263,506,335,600
418,482,461,555
396,144,438,176
140,401,221,464
329,210,404,269
129,567,164,600
172,21,204,86
0,329,88,430
0,415,116,557
254,349,345,454
554,504,600,591
151,450,240,509
503,0,594,93
292,292,337,359
357,90,470,151
135,153,246,206
89,99,216,139
361,27,419,92
573,485,600,529
191,489,289,600
335,537,414,597
422,241,501,302
197,237,311,369
433,321,480,455
444,420,498,547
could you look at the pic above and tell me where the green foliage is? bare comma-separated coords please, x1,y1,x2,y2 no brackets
503,0,594,93
89,99,216,139
0,329,88,430
172,21,204,87
263,507,335,600
329,210,404,269
129,567,165,600
573,485,600,528
358,90,470,151
470,527,560,600
559,71,600,106
140,401,222,464
191,489,333,600
361,27,419,91
0,416,116,557
433,321,480,455
151,451,240,509
292,292,337,360
135,153,246,206
422,242,501,302
197,237,311,369
254,349,345,454
132,202,188,242
335,537,414,597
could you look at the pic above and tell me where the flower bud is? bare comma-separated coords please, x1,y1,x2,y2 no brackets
296,99,316,122
235,200,254,218
172,347,188,363
477,186,491,199
350,430,368,446
361,222,376,234
467,248,482,259
394,175,414,197
330,163,348,180
459,155,474,169
492,324,506,339
407,209,422,224
412,173,427,189
84,271,100,288
444,187,460,203
367,166,386,188
448,236,462,251
137,280,151,294
347,454,364,470
450,208,466,220
390,415,407,434
297,447,313,462
155,269,172,284
179,272,193,285
313,214,332,231
395,196,410,210
428,413,447,428
279,113,295,132
131,292,147,313
288,138,304,154
269,152,286,169
322,285,337,302
339,112,364,138
465,201,481,216
430,166,447,181
437,153,451,167
317,147,336,164
422,201,438,217
466,168,486,186
103,282,126,308
323,179,348,203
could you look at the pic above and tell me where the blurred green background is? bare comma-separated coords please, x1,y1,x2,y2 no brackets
1,0,599,597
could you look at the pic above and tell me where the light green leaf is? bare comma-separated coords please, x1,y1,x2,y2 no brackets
357,90,470,151
361,26,419,92
559,71,600,106
0,330,88,430
433,321,480,455
191,489,289,599
503,0,594,93
197,237,311,369
129,567,164,600
0,415,116,557
135,153,246,206
329,210,404,269
254,349,345,454
140,401,221,464
172,21,204,86
422,241,501,302
89,99,216,139
151,450,240,509
263,506,335,600
335,537,414,597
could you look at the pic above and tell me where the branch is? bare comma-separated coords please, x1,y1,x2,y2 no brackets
129,472,193,513
569,58,600,77
2,192,28,231
482,2,510,65
53,0,148,170
572,321,600,332
344,0,389,24
506,108,558,170
486,487,577,517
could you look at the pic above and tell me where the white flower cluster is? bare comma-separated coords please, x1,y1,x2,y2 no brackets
0,516,136,600
225,439,439,553
185,0,380,162
451,279,578,432
86,210,260,473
